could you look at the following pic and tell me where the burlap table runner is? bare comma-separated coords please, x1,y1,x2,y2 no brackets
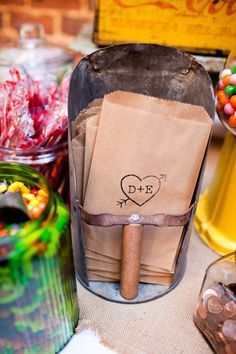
76,230,218,354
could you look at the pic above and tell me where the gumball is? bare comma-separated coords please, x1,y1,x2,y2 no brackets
36,195,48,203
28,206,42,219
224,103,235,116
220,69,232,79
220,94,229,106
230,95,236,108
229,114,236,127
218,80,225,90
229,74,236,85
31,189,38,196
225,86,234,97
38,189,48,197
231,66,236,74
217,89,226,99
222,75,231,86
38,202,47,211
216,102,224,112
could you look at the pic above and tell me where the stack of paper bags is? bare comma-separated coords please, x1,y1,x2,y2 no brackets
71,91,212,285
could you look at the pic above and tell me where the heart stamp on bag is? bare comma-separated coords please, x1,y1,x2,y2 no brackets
117,174,166,208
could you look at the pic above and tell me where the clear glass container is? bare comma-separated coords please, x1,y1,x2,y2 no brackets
194,252,236,354
0,162,78,354
0,23,74,82
0,142,69,201
0,31,70,200
216,49,236,136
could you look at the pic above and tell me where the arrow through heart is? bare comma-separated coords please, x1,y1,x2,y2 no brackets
117,174,165,208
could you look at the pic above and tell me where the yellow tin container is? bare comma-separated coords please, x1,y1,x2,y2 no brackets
194,132,236,255
94,0,236,54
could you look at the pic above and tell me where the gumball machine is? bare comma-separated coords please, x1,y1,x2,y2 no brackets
194,49,236,255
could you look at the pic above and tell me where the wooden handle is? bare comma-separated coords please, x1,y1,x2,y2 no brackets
120,224,143,300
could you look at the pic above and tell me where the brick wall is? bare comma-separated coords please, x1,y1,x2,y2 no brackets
0,0,94,47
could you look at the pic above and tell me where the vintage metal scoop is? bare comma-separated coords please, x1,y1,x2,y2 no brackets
68,44,215,303
80,204,196,299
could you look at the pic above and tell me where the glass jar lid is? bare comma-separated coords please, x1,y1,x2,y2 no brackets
0,23,73,72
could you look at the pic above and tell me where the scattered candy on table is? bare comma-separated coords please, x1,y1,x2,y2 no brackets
216,65,236,128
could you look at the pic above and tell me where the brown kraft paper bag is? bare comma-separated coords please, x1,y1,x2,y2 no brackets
73,91,212,284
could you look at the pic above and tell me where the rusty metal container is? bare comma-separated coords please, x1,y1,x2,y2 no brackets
68,43,215,303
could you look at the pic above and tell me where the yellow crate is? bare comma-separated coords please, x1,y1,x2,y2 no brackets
93,0,236,54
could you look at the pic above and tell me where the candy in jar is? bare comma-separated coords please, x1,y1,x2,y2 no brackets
216,49,236,132
0,162,78,354
0,69,69,200
194,252,236,354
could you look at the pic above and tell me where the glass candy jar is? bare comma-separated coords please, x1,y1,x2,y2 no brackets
0,162,78,354
0,23,74,82
0,45,70,201
194,252,236,354
216,49,236,135
0,142,69,202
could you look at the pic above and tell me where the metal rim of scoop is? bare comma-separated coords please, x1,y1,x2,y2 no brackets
68,43,215,303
